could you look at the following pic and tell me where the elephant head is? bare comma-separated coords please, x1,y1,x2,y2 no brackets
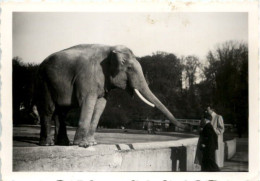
108,46,188,130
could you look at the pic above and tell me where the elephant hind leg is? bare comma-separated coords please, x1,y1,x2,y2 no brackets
54,108,70,146
39,108,55,146
38,82,55,146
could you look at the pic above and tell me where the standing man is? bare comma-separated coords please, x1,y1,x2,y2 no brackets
198,117,220,171
207,106,225,167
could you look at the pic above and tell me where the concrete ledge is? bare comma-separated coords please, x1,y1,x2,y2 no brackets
224,138,237,160
13,138,200,172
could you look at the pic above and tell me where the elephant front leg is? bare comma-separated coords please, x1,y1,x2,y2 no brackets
73,95,97,147
86,97,107,146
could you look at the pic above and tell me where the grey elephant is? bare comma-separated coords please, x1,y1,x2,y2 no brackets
36,44,189,147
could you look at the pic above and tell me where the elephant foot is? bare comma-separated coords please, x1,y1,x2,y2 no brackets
73,129,85,145
55,136,70,146
90,140,97,145
73,137,97,146
78,137,97,148
72,138,81,145
39,137,54,146
78,140,97,148
73,130,97,147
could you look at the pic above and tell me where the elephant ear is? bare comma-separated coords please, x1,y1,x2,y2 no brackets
110,50,128,77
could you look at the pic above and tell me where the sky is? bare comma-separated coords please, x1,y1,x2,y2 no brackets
13,12,248,64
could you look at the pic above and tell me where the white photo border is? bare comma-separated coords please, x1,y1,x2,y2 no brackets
0,1,259,181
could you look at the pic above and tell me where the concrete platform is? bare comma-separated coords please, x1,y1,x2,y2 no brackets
225,138,236,160
13,125,196,147
221,138,248,172
13,125,200,172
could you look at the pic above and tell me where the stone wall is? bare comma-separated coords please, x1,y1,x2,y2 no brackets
225,138,237,160
13,138,201,172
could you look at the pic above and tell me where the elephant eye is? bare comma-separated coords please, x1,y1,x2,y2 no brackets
127,66,134,71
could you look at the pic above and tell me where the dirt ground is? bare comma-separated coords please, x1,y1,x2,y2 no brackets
13,125,197,147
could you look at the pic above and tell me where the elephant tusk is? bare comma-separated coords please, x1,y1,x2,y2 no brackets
134,89,155,108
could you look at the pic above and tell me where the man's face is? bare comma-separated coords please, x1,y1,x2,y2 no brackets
200,119,207,128
207,107,213,115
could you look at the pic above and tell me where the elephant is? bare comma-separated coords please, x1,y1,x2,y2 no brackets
35,44,190,147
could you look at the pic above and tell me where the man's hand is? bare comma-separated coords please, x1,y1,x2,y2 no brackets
200,144,206,150
178,123,192,132
184,124,192,132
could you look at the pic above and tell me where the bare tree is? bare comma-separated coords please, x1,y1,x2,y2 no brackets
182,55,202,90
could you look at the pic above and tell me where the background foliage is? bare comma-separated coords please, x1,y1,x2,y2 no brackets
13,41,248,136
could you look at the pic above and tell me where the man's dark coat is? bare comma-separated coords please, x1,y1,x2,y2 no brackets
199,122,220,171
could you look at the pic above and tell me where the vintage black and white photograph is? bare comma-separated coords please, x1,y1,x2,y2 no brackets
0,2,259,180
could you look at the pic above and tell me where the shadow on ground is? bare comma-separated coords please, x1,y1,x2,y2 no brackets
13,136,40,146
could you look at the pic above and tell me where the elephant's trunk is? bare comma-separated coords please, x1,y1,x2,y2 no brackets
135,85,188,129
